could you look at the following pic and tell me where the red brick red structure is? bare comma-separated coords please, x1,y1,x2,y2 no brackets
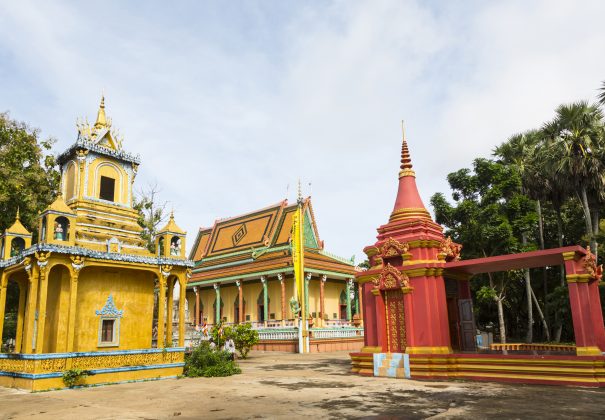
351,132,605,386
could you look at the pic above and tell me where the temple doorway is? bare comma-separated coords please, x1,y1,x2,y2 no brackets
339,290,347,320
384,289,406,352
234,296,245,324
257,291,269,323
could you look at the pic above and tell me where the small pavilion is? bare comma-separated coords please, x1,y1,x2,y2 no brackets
351,131,605,387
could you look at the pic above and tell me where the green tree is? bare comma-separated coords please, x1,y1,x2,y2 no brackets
0,112,59,237
431,158,535,343
133,182,167,253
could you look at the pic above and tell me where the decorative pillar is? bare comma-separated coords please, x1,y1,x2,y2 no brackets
236,280,243,324
0,273,7,347
66,256,84,352
23,258,39,353
346,278,353,322
357,282,364,327
178,276,186,347
213,283,221,324
166,278,174,345
35,255,50,354
372,288,387,352
319,275,326,327
194,286,200,326
304,272,311,315
278,273,286,326
15,280,27,352
261,276,268,326
157,266,170,348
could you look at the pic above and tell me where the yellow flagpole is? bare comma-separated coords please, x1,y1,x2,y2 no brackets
292,181,307,352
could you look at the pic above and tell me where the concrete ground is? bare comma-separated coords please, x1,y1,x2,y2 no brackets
1,351,604,419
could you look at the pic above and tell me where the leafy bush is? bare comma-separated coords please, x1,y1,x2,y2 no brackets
62,369,88,388
230,323,259,359
184,341,241,378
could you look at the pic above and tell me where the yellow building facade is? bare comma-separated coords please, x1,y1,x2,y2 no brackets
0,97,192,391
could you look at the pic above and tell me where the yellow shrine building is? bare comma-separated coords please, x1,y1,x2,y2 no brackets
0,97,192,391
186,197,363,352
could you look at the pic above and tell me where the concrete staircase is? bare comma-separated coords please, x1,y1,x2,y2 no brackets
373,353,410,378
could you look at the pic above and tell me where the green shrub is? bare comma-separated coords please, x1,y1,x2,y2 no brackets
184,341,241,378
230,323,259,359
62,369,88,388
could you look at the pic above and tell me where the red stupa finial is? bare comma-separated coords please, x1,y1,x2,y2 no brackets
390,123,431,222
399,121,415,178
400,121,413,171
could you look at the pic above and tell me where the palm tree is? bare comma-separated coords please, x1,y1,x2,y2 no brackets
599,81,605,107
542,101,605,259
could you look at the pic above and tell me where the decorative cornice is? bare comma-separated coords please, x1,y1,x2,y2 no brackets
0,243,193,269
58,138,140,165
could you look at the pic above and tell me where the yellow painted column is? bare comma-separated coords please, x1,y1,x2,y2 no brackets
157,275,167,348
66,261,83,353
166,278,174,346
15,280,27,353
22,262,39,354
0,272,8,347
179,277,186,347
35,260,50,354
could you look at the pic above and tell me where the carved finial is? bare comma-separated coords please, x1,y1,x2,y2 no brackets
398,121,415,178
400,120,412,171
15,207,20,221
94,94,108,128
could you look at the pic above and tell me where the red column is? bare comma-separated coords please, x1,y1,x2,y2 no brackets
588,279,605,351
279,274,286,325
564,255,602,355
319,275,325,326
358,283,364,326
195,287,200,326
238,281,244,324
373,290,387,352
362,283,377,348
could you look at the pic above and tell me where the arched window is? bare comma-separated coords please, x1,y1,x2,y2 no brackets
10,237,25,257
257,291,270,323
170,236,182,256
41,217,47,242
158,237,164,256
99,176,116,202
54,217,69,241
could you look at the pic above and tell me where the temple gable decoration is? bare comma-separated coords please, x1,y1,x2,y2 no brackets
380,237,410,259
372,263,411,293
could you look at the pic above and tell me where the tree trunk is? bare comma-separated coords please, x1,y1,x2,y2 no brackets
536,200,548,337
487,271,506,344
592,208,599,261
522,233,533,343
579,187,595,253
531,286,550,342
555,209,565,287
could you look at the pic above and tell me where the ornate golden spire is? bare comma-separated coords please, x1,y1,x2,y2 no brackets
94,94,108,128
16,207,20,220
399,121,415,178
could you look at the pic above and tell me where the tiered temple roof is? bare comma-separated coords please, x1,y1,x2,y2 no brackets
188,198,356,286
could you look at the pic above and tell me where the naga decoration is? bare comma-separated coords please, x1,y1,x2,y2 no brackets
583,247,603,281
439,236,462,262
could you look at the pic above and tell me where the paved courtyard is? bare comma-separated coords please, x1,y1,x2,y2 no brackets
0,351,604,419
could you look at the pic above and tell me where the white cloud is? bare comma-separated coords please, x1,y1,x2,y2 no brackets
0,0,604,261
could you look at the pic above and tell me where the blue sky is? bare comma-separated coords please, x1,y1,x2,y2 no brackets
1,1,605,261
